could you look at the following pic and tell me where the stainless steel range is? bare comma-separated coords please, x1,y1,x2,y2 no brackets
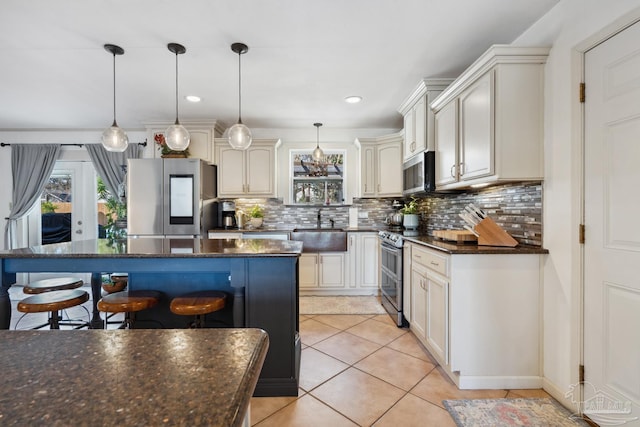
378,230,408,327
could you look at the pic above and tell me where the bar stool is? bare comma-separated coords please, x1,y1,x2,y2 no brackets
97,290,163,329
16,289,90,329
22,276,84,294
170,291,227,328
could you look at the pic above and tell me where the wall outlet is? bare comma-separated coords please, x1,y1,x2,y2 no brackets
358,211,369,219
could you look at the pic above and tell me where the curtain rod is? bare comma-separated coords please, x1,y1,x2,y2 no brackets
0,140,147,147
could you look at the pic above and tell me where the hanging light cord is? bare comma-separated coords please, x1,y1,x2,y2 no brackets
237,50,243,124
111,51,117,127
174,51,180,125
316,125,320,149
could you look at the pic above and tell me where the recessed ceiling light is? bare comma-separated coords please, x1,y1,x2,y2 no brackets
344,96,362,104
185,95,201,103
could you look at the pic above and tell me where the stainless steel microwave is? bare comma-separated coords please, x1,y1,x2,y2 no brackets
402,151,435,195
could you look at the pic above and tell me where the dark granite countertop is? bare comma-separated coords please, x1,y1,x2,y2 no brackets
0,328,269,426
403,235,549,255
0,237,303,259
209,227,380,233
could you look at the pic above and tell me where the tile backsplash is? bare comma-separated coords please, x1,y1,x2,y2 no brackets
229,181,543,246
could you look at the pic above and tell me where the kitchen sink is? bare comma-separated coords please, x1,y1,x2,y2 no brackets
290,228,347,252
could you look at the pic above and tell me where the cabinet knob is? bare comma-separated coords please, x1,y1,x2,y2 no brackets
459,162,465,177
450,165,455,178
377,184,381,192
430,261,439,267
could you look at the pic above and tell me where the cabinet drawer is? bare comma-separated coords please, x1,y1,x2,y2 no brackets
412,246,448,277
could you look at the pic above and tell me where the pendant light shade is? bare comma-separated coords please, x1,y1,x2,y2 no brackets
165,43,190,151
228,42,252,150
312,122,324,161
101,44,129,152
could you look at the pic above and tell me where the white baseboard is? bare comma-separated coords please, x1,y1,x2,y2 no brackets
457,375,543,390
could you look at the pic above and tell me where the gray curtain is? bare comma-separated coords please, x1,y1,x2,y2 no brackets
86,143,143,201
4,144,62,249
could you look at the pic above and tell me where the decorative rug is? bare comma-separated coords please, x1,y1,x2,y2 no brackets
443,398,590,427
299,296,386,315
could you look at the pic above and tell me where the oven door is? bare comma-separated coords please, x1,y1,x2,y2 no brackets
379,243,402,309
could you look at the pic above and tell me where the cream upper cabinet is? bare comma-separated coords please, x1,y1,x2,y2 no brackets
145,120,224,163
215,139,280,198
357,133,402,198
431,45,549,190
398,79,454,162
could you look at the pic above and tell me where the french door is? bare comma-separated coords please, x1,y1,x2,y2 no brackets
24,161,97,283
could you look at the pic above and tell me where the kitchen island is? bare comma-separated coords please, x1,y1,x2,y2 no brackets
0,237,302,397
0,328,268,426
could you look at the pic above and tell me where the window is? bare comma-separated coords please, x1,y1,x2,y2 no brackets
291,150,345,205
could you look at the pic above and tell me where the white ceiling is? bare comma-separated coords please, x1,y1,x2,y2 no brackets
0,0,559,133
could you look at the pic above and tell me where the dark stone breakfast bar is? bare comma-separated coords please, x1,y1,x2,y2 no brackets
0,328,269,426
0,237,303,397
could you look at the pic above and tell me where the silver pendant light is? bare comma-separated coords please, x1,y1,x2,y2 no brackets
164,43,190,151
101,44,129,152
312,122,324,161
228,42,252,150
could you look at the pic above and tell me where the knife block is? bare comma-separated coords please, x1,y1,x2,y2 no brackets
475,217,519,247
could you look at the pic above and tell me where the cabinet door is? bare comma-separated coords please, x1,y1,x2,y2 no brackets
434,100,458,187
410,264,428,339
299,254,318,288
358,234,379,288
413,96,427,154
188,129,213,163
246,145,275,196
319,253,345,288
403,110,414,161
426,272,449,364
459,71,493,181
376,142,402,197
361,145,376,197
217,145,245,196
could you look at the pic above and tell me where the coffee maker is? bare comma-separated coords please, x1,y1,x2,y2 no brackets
221,201,237,229
212,201,237,229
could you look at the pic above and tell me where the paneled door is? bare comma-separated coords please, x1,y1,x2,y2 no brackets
584,20,640,426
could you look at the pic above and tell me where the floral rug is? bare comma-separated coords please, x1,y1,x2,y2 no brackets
443,398,590,427
299,296,386,315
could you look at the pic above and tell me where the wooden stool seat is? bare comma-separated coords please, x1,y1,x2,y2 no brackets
18,289,89,314
170,291,227,316
16,289,90,329
170,291,227,328
23,277,84,294
97,290,162,314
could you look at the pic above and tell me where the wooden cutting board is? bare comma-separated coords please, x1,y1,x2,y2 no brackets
433,229,478,243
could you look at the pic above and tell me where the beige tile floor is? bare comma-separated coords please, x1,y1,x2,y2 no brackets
250,313,552,427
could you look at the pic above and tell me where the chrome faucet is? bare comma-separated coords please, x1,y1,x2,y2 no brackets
317,209,322,228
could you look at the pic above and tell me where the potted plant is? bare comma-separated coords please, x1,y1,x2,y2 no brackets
248,205,264,228
401,197,420,230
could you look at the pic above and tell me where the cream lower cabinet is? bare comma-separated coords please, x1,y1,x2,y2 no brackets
214,139,280,198
299,253,345,292
405,241,542,390
346,232,379,295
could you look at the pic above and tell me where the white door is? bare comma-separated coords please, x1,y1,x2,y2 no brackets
584,20,640,426
25,161,96,283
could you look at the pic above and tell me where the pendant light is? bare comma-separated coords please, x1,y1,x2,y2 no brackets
312,122,324,161
101,44,129,152
164,43,190,151
228,42,252,150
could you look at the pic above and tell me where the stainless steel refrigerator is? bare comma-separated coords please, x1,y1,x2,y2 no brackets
127,158,216,237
